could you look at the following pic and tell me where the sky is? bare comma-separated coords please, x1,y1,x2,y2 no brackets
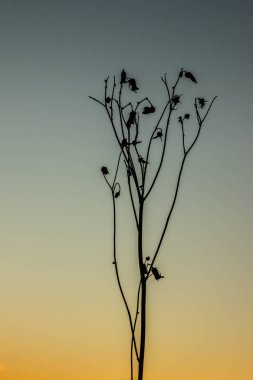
0,0,253,379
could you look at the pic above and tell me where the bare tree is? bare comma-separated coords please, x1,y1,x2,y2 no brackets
90,69,216,380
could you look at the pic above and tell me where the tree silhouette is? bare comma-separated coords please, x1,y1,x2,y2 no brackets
90,69,216,380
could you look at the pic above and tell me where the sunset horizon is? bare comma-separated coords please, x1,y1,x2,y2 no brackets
0,1,253,379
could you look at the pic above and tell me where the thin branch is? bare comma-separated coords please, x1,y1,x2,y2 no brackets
187,96,217,154
110,76,116,119
131,280,142,380
161,74,171,101
144,74,182,199
122,102,133,111
108,100,141,198
94,77,141,199
148,96,217,275
117,83,126,141
143,99,171,183
112,151,123,188
180,120,186,154
127,172,139,228
104,106,134,179
88,96,105,107
147,153,187,277
117,103,126,141
133,144,145,190
201,96,218,124
195,101,201,125
126,128,141,196
130,339,134,380
112,193,139,361
90,89,137,193
134,97,148,112
104,76,109,103
102,173,112,189
144,105,173,199
133,280,142,336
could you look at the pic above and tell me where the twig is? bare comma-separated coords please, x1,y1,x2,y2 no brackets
112,193,140,361
144,73,182,199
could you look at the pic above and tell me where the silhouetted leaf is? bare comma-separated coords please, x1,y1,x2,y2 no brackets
146,256,150,261
172,95,181,106
121,138,129,148
153,131,163,141
126,111,136,128
120,69,128,84
184,71,197,83
132,140,142,146
151,267,164,280
128,78,139,92
114,191,120,198
142,105,156,114
178,114,190,123
138,156,149,165
197,97,207,109
101,166,109,175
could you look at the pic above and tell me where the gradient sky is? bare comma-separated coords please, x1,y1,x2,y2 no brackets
0,1,253,379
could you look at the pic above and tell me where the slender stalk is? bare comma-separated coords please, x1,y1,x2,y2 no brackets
112,151,123,188
91,71,216,380
143,99,170,172
127,173,139,228
131,280,142,380
144,75,181,199
147,153,187,276
112,192,139,361
138,280,147,380
137,199,147,380
147,96,217,274
180,120,186,154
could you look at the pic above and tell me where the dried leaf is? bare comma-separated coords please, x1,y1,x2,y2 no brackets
197,97,207,109
126,111,136,128
121,138,129,148
128,78,139,92
151,267,164,280
132,140,142,146
101,166,109,175
120,69,128,84
184,71,197,83
142,105,156,114
172,95,181,106
138,156,149,165
179,68,184,78
114,191,120,198
153,131,163,141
